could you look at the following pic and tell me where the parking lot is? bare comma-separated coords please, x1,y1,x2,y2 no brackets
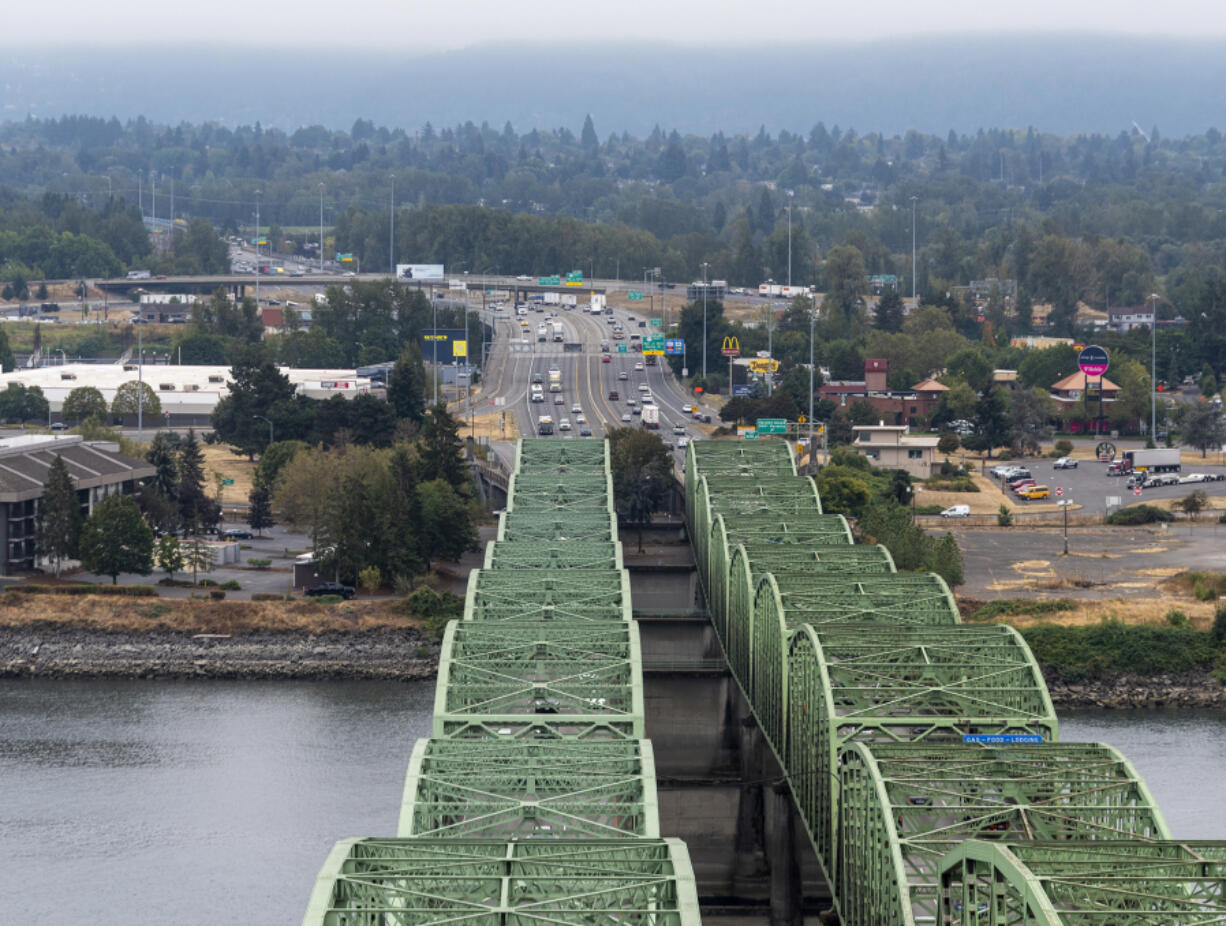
978,457,1226,516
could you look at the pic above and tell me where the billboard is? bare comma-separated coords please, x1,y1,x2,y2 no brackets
422,329,468,364
397,264,445,281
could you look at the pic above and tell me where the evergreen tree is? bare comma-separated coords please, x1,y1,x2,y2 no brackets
35,454,81,577
177,430,220,532
247,486,275,536
580,114,599,151
417,403,468,493
874,289,904,333
378,446,424,581
154,535,184,581
79,495,153,584
389,342,427,424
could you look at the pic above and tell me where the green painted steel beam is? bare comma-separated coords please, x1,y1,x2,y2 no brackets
398,737,659,838
786,623,1058,883
433,620,644,738
303,837,702,926
938,840,1226,925
685,439,797,526
506,473,613,513
484,540,624,571
462,569,632,622
840,742,1172,926
739,570,959,762
497,510,617,542
515,436,611,474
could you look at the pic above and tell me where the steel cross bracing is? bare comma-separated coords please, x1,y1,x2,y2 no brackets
497,510,617,542
304,838,702,926
462,569,632,622
483,540,624,570
684,440,797,526
506,474,614,513
433,620,643,738
398,738,659,839
713,541,896,645
785,623,1059,885
938,840,1226,925
839,743,1172,926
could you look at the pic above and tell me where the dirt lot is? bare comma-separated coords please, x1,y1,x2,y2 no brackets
952,522,1226,630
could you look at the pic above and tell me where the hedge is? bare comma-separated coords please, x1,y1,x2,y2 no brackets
1021,621,1219,682
1106,505,1173,525
7,584,158,597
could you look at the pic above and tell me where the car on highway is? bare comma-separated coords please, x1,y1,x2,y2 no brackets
305,582,355,600
608,390,620,400
558,418,571,431
620,412,632,422
531,372,544,384
1053,457,1078,469
576,413,586,424
571,403,582,414
677,436,689,449
672,423,685,435
940,504,971,518
579,425,592,437
634,361,644,371
618,371,628,380
625,397,637,407
602,354,611,362
1019,485,1050,500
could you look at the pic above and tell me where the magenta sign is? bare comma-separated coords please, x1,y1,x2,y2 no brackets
1078,345,1109,377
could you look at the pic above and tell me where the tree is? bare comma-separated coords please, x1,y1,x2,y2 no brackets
418,403,469,493
210,348,296,457
254,439,306,489
417,478,477,564
1179,402,1226,457
35,454,81,576
0,383,49,424
937,433,960,456
1176,489,1209,520
154,535,184,581
183,535,213,585
814,471,873,518
943,346,993,392
247,486,274,536
388,342,428,424
358,566,382,596
1008,388,1055,455
0,326,14,372
968,386,1010,457
177,430,220,531
874,289,904,333
62,386,107,424
607,427,673,552
111,380,162,420
79,494,153,584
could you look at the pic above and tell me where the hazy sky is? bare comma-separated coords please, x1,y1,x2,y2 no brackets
11,0,1226,47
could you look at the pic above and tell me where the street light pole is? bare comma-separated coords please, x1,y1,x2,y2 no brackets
787,196,793,288
319,184,325,274
389,175,395,275
808,292,815,463
254,192,261,308
701,261,709,380
911,195,918,304
253,415,273,447
1150,292,1159,442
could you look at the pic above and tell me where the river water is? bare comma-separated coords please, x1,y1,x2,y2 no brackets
1,680,1224,924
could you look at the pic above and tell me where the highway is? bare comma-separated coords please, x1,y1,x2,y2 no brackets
474,300,710,467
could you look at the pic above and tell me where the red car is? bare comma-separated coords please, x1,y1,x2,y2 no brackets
1010,478,1036,492
601,354,611,363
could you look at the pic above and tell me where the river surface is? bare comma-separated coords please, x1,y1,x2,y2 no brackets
1,680,1224,924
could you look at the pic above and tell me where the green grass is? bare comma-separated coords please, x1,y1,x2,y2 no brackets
1021,620,1220,682
971,598,1078,622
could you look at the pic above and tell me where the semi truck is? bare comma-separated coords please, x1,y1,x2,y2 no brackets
537,415,554,435
1119,448,1182,473
548,368,562,393
551,321,564,342
537,325,548,342
642,405,660,429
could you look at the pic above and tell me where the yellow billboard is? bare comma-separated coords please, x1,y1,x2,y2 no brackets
453,340,468,358
748,358,780,374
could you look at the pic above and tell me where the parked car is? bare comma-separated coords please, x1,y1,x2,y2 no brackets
1009,478,1037,491
306,582,355,600
1019,485,1050,500
940,504,971,518
222,528,253,540
1053,457,1078,469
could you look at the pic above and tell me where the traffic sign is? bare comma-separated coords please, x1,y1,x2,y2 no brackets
1055,487,1063,497
538,275,561,286
756,418,787,434
221,478,235,486
664,339,685,356
1133,486,1143,496
627,291,643,301
642,334,665,355
732,385,752,397
617,344,627,353
650,317,662,327
565,270,583,283
743,431,758,440
1078,345,1110,377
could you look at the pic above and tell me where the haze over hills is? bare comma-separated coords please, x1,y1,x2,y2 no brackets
3,36,1226,138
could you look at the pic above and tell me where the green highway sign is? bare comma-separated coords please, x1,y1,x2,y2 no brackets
743,430,758,440
617,344,628,353
627,291,643,300
756,418,787,434
642,334,665,355
221,478,235,486
650,318,662,327
538,275,561,286
565,270,583,283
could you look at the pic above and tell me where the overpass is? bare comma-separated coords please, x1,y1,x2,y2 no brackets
301,435,1216,925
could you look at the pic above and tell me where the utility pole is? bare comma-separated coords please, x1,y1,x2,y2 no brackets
137,318,143,440
808,291,815,466
389,175,395,275
1150,292,1158,441
786,195,793,288
701,261,710,380
911,195,918,304
254,192,261,308
319,184,325,274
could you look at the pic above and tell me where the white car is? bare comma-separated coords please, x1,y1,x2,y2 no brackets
620,413,632,423
576,413,586,424
677,436,689,449
634,362,644,371
558,418,572,431
1179,473,1209,484
571,403,582,414
672,424,685,435
940,505,971,518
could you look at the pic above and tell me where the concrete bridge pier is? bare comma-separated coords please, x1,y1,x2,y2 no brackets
767,781,805,926
733,717,768,886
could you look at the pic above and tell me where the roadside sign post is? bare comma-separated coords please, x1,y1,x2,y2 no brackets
1078,345,1110,441
721,336,741,396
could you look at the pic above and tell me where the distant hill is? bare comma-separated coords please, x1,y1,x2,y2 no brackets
3,36,1226,138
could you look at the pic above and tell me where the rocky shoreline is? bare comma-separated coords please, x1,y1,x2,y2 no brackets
1044,671,1226,709
0,627,440,680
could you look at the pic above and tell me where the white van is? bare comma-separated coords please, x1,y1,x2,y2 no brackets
940,505,970,518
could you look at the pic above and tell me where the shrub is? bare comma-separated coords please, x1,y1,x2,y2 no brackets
209,590,225,600
247,558,272,569
1194,581,1219,602
251,592,286,601
311,594,344,604
7,584,157,597
358,566,383,595
972,598,1077,622
926,477,979,493
997,504,1014,527
1106,505,1173,525
414,645,430,658
138,603,172,620
220,580,241,591
1053,439,1074,456
1212,602,1226,645
401,585,464,638
914,505,944,516
1021,621,1217,682
1165,609,1189,627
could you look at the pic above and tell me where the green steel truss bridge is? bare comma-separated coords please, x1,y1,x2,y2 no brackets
303,439,699,924
684,438,1207,925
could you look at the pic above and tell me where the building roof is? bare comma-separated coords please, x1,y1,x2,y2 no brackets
1051,371,1120,392
0,435,154,503
993,369,1019,383
911,378,949,392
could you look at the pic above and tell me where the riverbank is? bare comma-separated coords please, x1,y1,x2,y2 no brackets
1044,670,1226,709
0,627,439,680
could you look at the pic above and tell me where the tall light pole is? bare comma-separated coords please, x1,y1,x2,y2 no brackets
319,184,325,274
1150,292,1159,441
389,175,395,275
808,290,815,462
252,414,273,447
786,194,793,288
254,191,261,308
701,261,710,380
910,195,918,304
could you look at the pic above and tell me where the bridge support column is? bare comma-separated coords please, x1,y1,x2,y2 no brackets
766,782,804,926
733,717,767,883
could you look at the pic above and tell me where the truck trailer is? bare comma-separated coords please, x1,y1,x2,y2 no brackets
1121,448,1182,473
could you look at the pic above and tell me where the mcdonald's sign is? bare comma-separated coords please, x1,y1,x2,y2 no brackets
720,336,741,358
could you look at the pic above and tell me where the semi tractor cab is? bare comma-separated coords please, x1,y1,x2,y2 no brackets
537,325,548,342
548,368,562,393
537,415,554,435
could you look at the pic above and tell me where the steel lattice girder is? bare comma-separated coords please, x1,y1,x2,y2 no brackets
703,513,854,627
303,837,702,926
497,510,617,542
838,743,1172,926
484,540,624,571
740,571,958,762
434,620,643,738
463,569,632,622
506,474,613,513
398,737,660,839
937,840,1226,925
684,440,797,527
715,542,896,650
785,624,1058,883
515,437,611,474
